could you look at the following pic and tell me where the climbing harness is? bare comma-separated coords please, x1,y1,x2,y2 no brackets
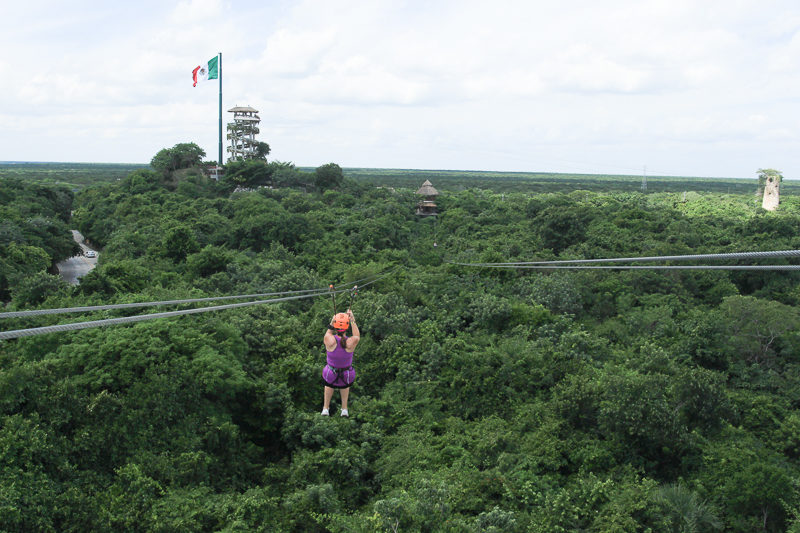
323,363,356,389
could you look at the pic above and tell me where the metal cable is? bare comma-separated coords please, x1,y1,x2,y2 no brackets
0,266,401,340
465,264,800,271
0,287,331,319
352,265,401,289
0,287,353,341
0,269,392,319
329,266,400,291
448,249,800,267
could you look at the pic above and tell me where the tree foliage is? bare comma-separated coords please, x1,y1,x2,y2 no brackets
757,168,783,192
150,142,206,174
314,162,344,191
0,178,79,301
3,151,800,531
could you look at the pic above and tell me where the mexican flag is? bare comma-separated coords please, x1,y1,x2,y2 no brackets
192,56,219,86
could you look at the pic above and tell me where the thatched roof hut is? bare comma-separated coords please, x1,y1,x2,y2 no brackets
416,180,439,197
415,180,439,216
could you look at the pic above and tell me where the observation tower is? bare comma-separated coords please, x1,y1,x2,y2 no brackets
226,106,260,161
415,180,439,216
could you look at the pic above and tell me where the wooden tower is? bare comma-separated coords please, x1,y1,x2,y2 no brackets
415,180,439,216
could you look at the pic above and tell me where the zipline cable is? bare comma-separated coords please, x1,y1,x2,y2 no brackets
0,287,354,341
0,266,398,320
0,265,401,340
327,265,399,314
353,265,400,289
448,249,800,268
0,287,330,319
472,265,800,271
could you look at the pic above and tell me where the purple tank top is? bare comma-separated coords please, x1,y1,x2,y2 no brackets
326,336,353,368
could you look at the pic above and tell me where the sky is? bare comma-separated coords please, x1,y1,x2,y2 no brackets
2,0,800,179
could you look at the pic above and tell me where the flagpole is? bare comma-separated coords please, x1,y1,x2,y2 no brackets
218,52,223,167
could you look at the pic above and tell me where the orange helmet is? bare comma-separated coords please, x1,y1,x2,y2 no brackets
332,313,350,331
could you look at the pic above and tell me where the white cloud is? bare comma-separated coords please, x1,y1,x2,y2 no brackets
170,0,225,23
1,0,799,177
261,28,338,77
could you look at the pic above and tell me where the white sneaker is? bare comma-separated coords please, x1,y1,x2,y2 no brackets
321,408,329,416
340,409,349,418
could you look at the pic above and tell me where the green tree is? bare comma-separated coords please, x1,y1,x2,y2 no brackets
720,295,800,366
255,141,271,161
314,163,344,190
0,242,51,300
533,206,593,254
723,458,794,531
272,163,309,188
121,169,161,194
222,160,274,189
186,245,234,278
161,225,200,261
150,143,206,174
652,483,722,532
11,272,69,307
757,168,782,195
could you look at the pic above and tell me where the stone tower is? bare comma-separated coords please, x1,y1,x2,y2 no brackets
759,169,782,211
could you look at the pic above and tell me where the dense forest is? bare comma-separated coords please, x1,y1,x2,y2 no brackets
339,168,800,195
0,163,147,189
7,160,798,196
2,148,800,531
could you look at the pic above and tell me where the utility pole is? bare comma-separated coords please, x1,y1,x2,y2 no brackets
218,52,223,167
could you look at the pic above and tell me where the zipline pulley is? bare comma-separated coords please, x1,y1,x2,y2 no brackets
329,284,337,314
330,283,358,315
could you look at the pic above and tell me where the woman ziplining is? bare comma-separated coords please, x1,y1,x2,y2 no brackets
321,309,360,417
321,284,360,417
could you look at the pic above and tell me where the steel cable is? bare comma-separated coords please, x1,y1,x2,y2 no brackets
350,265,401,289
0,287,352,340
0,268,398,320
0,287,331,319
0,266,401,340
448,249,800,268
463,264,800,271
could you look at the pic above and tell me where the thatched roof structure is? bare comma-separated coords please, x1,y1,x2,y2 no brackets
416,180,439,196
